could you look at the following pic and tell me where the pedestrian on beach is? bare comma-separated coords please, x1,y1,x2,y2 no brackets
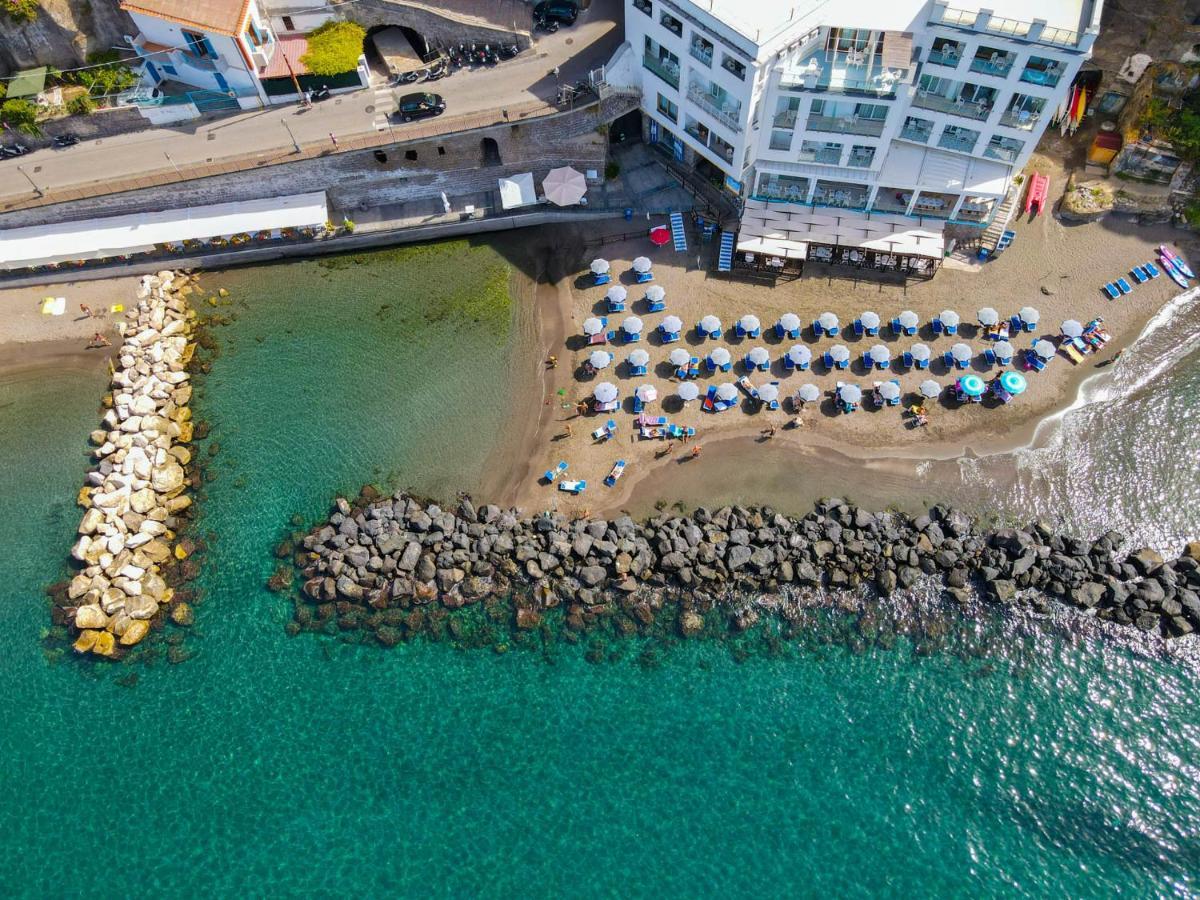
564,424,573,438
79,303,93,318
547,355,558,368
329,132,339,150
690,445,702,459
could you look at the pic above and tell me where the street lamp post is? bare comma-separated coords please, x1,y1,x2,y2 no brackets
15,164,42,197
163,151,183,179
282,118,301,153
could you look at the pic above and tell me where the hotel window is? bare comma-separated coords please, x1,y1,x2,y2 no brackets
769,129,792,151
281,15,294,30
633,0,652,15
656,93,678,122
847,144,875,167
825,28,874,55
182,30,217,59
660,11,682,36
690,34,713,67
937,124,980,153
799,140,842,165
721,53,746,80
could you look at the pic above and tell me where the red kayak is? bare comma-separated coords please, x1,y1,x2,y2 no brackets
1024,173,1049,216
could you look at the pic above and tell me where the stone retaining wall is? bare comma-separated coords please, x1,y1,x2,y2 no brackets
60,271,200,658
280,490,1200,648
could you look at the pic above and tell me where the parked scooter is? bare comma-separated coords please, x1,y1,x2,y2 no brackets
396,69,421,85
310,85,331,102
423,61,447,81
0,143,31,158
497,43,520,61
535,16,559,33
482,44,498,65
52,133,79,148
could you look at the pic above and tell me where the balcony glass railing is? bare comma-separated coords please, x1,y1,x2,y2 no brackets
643,52,680,88
983,141,1022,163
806,115,885,136
932,6,1080,47
999,109,1041,129
927,49,961,68
813,184,868,209
773,111,800,129
969,55,1014,77
779,50,904,97
900,122,932,143
687,81,742,131
912,91,992,121
799,148,843,165
937,132,978,153
847,151,875,168
1020,66,1061,88
690,42,713,67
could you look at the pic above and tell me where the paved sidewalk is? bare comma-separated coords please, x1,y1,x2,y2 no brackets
0,0,624,211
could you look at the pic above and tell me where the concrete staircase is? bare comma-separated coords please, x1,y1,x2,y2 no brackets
982,185,1020,255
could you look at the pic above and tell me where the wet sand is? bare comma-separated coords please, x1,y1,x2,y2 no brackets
513,212,1193,518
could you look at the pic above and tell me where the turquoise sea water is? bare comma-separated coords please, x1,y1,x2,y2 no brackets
2,243,1200,897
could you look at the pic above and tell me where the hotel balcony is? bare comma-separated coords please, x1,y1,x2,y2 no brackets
643,51,680,89
969,50,1015,78
806,114,885,137
798,144,842,165
930,2,1084,49
687,80,743,132
812,180,869,210
871,187,912,215
937,128,979,154
912,88,993,122
954,198,996,223
899,118,933,143
779,50,909,98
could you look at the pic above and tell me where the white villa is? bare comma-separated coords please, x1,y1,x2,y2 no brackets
622,0,1103,230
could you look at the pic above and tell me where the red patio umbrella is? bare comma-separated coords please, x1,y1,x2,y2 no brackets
649,225,671,246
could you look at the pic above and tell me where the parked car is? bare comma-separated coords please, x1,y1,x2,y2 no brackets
395,92,446,122
534,0,578,25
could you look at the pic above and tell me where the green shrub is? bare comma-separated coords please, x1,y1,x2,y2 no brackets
1,98,41,135
300,21,366,76
72,55,138,96
3,0,39,23
604,161,620,180
67,94,95,116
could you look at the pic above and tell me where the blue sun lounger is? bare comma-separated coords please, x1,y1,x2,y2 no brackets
631,395,644,413
902,351,913,369
658,324,680,342
635,270,653,284
984,348,996,366
646,297,666,312
942,350,954,369
915,355,930,370
607,296,625,312
735,322,761,338
593,272,611,286
812,320,824,337
558,479,587,494
628,361,647,376
822,351,833,370
706,355,731,373
853,319,865,336
1024,349,1046,372
544,461,568,482
1132,266,1149,284
604,460,626,488
745,355,769,372
861,351,874,371
1103,282,1120,300
931,318,944,335
1144,261,1161,279
1116,277,1132,294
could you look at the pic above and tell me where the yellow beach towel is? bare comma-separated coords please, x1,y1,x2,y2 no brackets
41,296,66,316
110,304,124,313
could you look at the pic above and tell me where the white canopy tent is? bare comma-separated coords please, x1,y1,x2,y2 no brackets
497,173,537,210
0,192,329,270
739,200,946,261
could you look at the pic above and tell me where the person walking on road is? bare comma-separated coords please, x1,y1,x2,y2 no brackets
329,132,339,151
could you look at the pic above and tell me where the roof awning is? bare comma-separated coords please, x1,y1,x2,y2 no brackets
498,173,537,210
7,67,48,99
740,200,945,259
881,32,913,70
0,192,329,270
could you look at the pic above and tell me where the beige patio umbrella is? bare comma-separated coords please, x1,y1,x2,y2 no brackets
542,166,587,206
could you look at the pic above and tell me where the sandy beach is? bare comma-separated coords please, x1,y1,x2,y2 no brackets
510,212,1193,518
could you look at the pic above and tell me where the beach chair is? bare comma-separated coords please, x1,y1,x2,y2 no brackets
702,385,717,412
1116,277,1132,294
631,395,645,413
996,350,1013,366
916,355,930,370
942,350,954,369
604,460,626,488
931,318,944,335
861,351,874,371
558,479,587,494
607,297,626,313
836,355,850,371
812,320,825,337
1010,315,1022,335
878,357,890,371
944,322,958,336
1061,340,1086,364
796,358,809,371
783,355,795,371
822,351,834,370
887,380,901,406
827,323,840,337
688,357,701,377
1023,349,1045,372
544,461,568,483
866,321,880,337
658,325,680,343
594,273,611,286
902,351,914,369
624,329,640,343
984,349,996,366
1145,261,1161,279
1132,266,1148,284
629,362,647,377
1102,283,1120,299
955,355,969,371
646,299,666,313
746,355,768,373
890,318,902,336
853,319,865,336
635,270,654,284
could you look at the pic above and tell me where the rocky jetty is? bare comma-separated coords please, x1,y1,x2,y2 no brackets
285,490,1200,647
60,271,199,659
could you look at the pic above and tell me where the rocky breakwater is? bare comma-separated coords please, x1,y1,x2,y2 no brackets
284,491,1200,647
59,271,200,659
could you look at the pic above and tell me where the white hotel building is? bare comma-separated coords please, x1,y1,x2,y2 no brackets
623,0,1102,231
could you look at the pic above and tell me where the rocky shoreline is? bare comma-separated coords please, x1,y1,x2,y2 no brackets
52,271,202,659
280,489,1200,650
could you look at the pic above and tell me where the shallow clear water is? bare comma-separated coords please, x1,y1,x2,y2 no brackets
2,244,1200,897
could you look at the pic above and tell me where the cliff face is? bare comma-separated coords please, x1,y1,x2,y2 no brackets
0,0,135,73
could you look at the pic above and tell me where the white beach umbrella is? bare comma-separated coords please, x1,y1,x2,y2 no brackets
669,347,691,367
747,346,770,366
1060,319,1083,338
622,316,644,335
739,314,761,333
838,383,862,403
869,344,891,364
677,382,701,402
700,314,722,333
593,381,618,403
583,316,604,336
951,342,972,362
661,315,683,334
977,307,1000,326
645,285,666,303
757,383,780,404
940,309,961,328
1020,306,1040,325
919,379,942,399
709,346,731,366
1033,339,1056,359
877,381,901,401
797,383,821,403
632,256,652,274
910,342,931,362
899,310,919,330
543,166,587,206
779,312,801,332
589,350,612,369
861,311,881,330
590,258,610,275
787,345,812,365
830,344,850,363
994,340,1014,359
628,348,650,367
606,285,627,304
635,384,658,403
818,311,839,331
716,382,739,401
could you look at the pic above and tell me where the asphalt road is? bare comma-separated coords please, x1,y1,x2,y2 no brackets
0,0,623,206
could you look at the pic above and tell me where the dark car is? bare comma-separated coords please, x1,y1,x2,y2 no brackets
534,0,578,24
396,92,446,122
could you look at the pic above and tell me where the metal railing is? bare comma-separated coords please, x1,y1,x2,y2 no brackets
643,52,680,88
969,56,1014,77
937,132,978,153
912,92,992,121
1019,67,1061,87
983,142,1021,163
799,148,843,165
686,81,742,132
999,110,1041,129
900,122,932,143
927,49,962,68
806,115,885,136
689,42,713,67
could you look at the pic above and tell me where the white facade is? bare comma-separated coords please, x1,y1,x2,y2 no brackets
263,0,336,37
624,0,1103,226
123,0,278,108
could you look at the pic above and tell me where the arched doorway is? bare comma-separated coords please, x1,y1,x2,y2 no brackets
481,137,502,167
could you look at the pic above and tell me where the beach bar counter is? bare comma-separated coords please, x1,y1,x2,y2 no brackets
731,200,944,281
0,192,330,274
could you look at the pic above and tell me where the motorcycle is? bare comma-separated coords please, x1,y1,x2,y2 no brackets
497,44,520,61
0,143,31,158
52,134,79,148
396,70,420,85
311,85,331,102
535,16,559,33
482,44,498,65
423,62,446,81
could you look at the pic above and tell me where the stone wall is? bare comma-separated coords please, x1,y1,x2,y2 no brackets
342,0,531,52
0,0,134,72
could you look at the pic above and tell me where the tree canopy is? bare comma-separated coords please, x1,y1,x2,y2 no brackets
300,21,366,77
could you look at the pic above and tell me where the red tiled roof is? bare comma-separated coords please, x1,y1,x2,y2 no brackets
120,0,251,36
261,33,310,79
